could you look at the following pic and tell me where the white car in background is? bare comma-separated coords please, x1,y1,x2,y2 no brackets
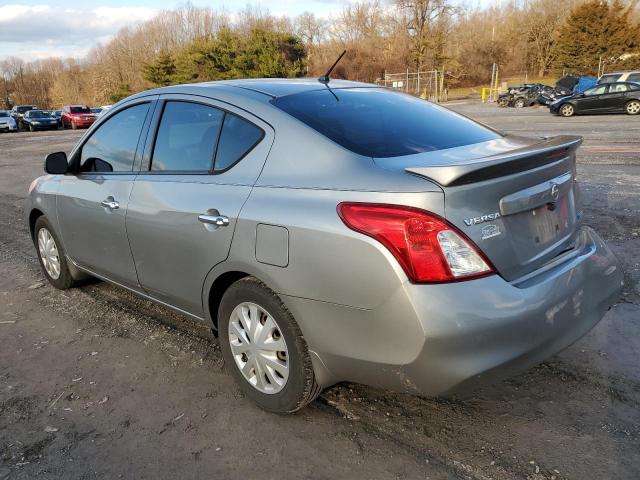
97,105,112,117
0,110,17,132
598,71,640,84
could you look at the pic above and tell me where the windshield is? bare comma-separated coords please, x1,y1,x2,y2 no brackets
17,106,36,113
70,106,91,114
0,111,8,117
27,110,52,118
272,88,500,158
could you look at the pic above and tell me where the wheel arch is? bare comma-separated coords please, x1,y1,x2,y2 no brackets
28,208,45,240
206,270,251,331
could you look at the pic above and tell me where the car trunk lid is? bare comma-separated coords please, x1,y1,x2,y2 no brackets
375,135,583,281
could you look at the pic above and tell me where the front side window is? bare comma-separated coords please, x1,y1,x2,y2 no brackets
80,103,149,173
151,101,224,172
272,88,500,158
584,85,607,96
214,113,264,172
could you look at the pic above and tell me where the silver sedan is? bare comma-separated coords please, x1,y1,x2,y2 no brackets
25,79,623,412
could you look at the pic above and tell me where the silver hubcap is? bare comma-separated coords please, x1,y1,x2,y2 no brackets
627,102,640,114
228,302,289,394
561,105,573,116
37,228,60,279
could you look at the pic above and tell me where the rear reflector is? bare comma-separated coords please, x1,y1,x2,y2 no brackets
337,203,495,283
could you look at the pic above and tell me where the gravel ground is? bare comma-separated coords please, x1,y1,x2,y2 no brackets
0,103,638,480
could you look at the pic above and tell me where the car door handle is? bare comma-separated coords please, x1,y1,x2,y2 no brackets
101,198,119,210
198,214,229,227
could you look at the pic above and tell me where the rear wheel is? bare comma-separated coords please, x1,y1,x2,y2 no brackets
625,100,640,115
218,277,321,413
559,103,575,117
34,216,75,290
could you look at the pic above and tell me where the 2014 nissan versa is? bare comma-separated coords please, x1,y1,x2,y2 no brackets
26,76,622,413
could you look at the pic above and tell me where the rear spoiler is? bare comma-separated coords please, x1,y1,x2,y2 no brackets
406,135,582,187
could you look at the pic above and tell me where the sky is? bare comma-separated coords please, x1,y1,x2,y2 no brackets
0,0,365,62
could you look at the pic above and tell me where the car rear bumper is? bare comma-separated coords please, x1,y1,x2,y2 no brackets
306,226,622,395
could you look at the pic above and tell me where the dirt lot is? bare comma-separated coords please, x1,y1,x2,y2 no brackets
1,103,639,480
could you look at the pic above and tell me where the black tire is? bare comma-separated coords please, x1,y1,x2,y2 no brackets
71,121,77,130
218,277,321,413
33,216,76,289
29,124,34,132
513,98,525,108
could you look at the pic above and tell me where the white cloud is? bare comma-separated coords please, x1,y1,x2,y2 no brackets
0,4,157,61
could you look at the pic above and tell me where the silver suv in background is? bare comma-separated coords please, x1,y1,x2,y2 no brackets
25,79,623,413
598,71,640,84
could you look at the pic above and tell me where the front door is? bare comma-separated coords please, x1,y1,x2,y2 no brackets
57,101,154,287
125,95,273,316
575,84,608,113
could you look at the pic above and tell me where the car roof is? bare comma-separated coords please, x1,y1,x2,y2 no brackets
153,78,374,99
208,78,373,98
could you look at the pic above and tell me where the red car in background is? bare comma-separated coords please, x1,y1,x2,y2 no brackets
61,105,96,129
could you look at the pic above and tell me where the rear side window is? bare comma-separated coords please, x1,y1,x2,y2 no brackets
151,101,224,172
627,73,640,83
214,113,264,172
272,88,500,158
80,103,149,173
610,84,628,93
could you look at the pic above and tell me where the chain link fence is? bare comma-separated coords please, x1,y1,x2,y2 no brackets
376,70,447,102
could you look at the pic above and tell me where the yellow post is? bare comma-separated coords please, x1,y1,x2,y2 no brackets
481,87,487,103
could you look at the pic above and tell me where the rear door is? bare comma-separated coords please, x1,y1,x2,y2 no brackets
125,95,273,316
56,99,156,287
599,83,628,111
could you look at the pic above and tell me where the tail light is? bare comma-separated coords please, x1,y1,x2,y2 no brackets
337,203,495,283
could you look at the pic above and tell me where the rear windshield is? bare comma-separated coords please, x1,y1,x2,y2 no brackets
0,111,8,117
272,88,500,157
70,106,91,114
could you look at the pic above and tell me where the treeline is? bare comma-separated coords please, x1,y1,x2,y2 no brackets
1,0,639,109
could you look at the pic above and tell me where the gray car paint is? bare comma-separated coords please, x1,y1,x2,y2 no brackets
25,78,623,396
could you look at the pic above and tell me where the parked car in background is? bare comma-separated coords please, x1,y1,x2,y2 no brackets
11,105,38,130
22,110,59,131
91,107,103,115
26,79,622,413
61,105,96,129
51,110,63,127
497,83,552,108
550,81,640,116
97,105,112,117
539,75,598,107
597,71,640,84
0,110,18,132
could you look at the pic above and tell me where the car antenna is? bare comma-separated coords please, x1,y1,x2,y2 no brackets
318,50,346,84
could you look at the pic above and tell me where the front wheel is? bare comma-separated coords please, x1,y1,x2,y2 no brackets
218,277,321,413
29,124,34,132
513,98,526,108
625,100,640,115
559,103,575,117
34,216,76,289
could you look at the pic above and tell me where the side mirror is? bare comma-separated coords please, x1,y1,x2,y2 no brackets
44,152,68,174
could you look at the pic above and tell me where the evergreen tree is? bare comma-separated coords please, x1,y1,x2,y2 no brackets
142,52,176,86
553,0,640,74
